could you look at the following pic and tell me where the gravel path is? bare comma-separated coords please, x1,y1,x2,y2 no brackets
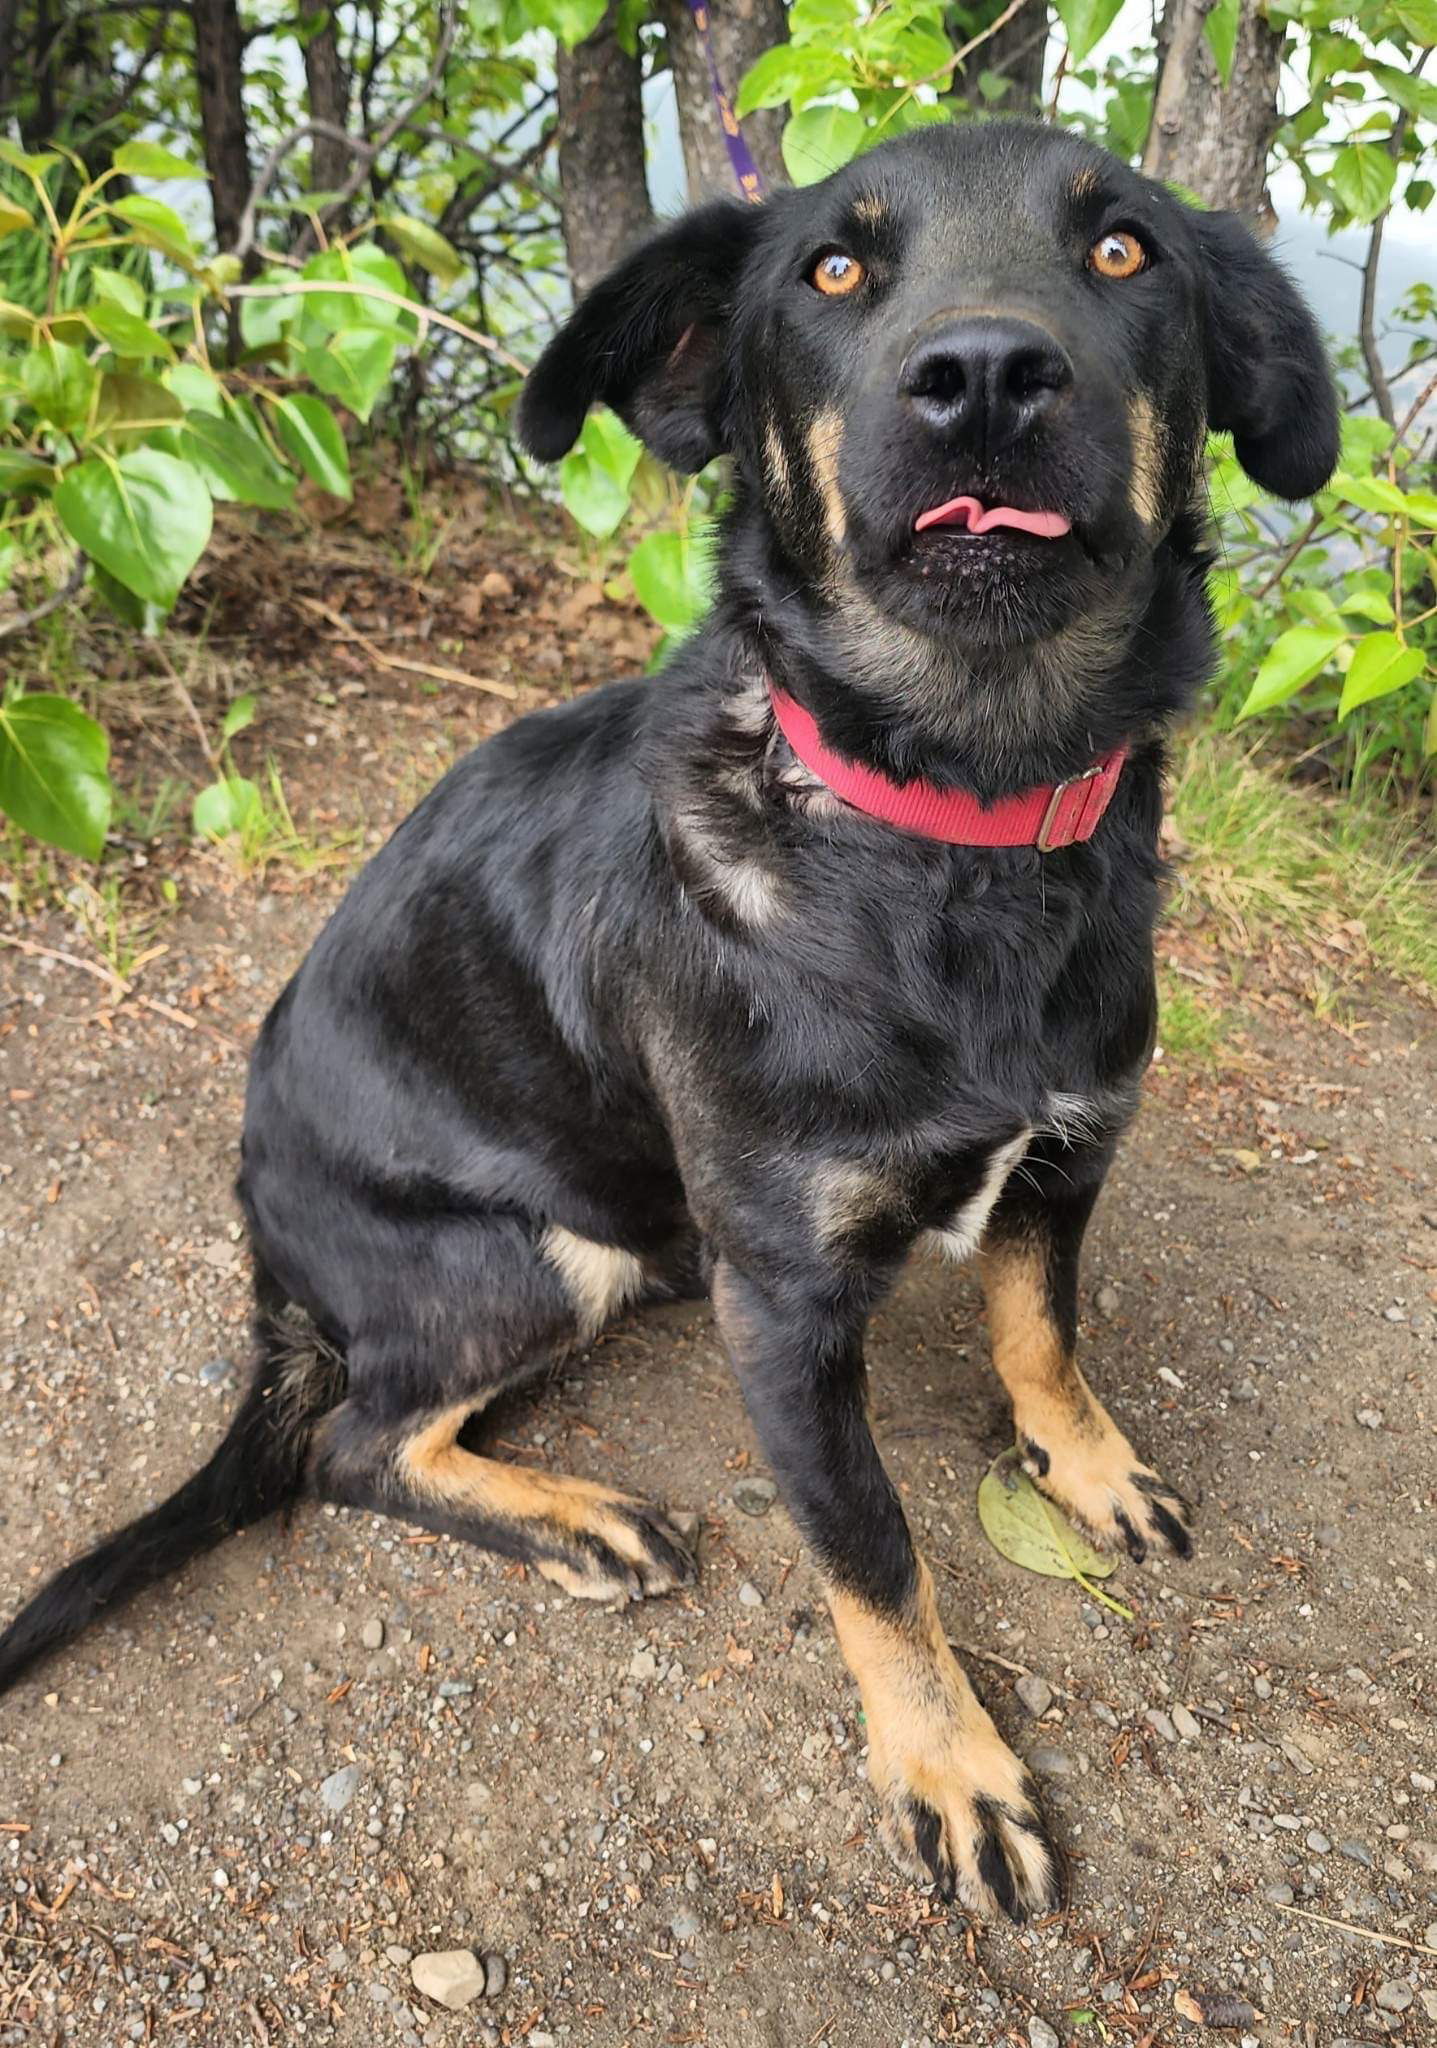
2,855,1434,2048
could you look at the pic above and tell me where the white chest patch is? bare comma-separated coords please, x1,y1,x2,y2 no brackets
919,1128,1033,1265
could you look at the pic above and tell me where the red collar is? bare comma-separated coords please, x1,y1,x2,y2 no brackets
768,685,1127,852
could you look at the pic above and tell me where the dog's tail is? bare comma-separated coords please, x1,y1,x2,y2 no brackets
0,1262,344,1699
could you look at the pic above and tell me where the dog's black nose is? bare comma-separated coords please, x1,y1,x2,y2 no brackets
899,317,1073,448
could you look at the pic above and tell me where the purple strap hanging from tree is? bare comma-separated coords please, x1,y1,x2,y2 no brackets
682,0,768,203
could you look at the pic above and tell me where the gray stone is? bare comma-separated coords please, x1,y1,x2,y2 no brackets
1337,1838,1373,1866
409,1950,487,2012
1172,1705,1202,1742
1144,1708,1178,1743
669,1906,701,1943
1015,1675,1053,1719
361,1619,385,1651
738,1581,764,1608
1262,1882,1294,1905
1374,1980,1413,2014
481,1952,507,1999
628,1649,658,1683
198,1356,234,1388
1095,1285,1120,1319
732,1476,777,1518
1305,1830,1331,1854
319,1764,361,1814
1028,1746,1073,1777
1028,2019,1059,2048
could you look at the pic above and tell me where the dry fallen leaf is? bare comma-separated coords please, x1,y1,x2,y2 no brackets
1174,1985,1259,2029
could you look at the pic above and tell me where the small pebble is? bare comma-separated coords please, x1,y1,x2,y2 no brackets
320,1764,361,1814
1028,2018,1059,2048
738,1581,764,1608
1172,1705,1202,1742
410,1950,487,2012
361,1619,385,1651
1374,1980,1413,2014
732,1475,777,1517
1144,1708,1178,1743
1015,1675,1053,1719
1028,1746,1073,1776
481,1952,507,1999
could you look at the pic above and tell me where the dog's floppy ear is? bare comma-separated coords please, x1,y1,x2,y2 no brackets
1195,211,1339,501
516,201,763,473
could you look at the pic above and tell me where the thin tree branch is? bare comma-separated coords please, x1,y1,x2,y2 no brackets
0,549,85,642
1357,49,1430,431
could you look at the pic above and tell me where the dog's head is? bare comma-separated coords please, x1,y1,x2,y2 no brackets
519,121,1337,664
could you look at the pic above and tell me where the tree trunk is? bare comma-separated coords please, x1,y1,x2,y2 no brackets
655,0,787,202
0,0,20,123
554,2,654,299
192,0,253,251
303,9,353,196
957,1,1050,116
1142,0,1284,224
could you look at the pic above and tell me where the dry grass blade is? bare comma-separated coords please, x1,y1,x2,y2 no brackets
1272,1901,1437,1956
296,594,518,699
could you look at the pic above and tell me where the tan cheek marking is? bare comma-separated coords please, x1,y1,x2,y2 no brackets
541,1225,645,1336
1069,166,1100,200
1127,391,1163,528
806,409,847,547
765,418,792,508
852,195,886,228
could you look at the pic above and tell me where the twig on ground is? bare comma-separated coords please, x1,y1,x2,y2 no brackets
0,933,242,1054
295,594,519,699
1272,1902,1437,1956
0,550,85,643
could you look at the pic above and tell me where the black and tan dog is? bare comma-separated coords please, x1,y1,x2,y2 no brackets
0,120,1337,1920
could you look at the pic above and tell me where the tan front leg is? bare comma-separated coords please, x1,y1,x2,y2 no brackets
979,1238,1193,1561
828,1559,1058,1919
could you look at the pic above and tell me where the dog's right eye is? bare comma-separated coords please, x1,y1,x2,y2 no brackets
810,251,866,298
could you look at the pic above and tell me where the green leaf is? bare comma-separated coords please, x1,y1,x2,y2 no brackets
1203,0,1240,83
1338,412,1394,473
193,774,262,841
0,142,60,178
379,214,465,289
1393,0,1437,37
1237,624,1347,719
96,371,183,433
89,267,147,317
977,1448,1131,1617
1325,470,1412,519
1337,632,1425,720
1401,487,1437,530
527,0,607,43
177,413,296,508
1337,588,1395,624
54,448,212,610
559,410,641,538
297,244,413,334
221,692,256,741
300,328,397,423
1053,0,1125,63
111,140,208,182
782,104,868,185
89,559,167,634
0,449,56,494
628,524,715,636
1329,144,1396,223
165,362,225,414
0,693,111,858
269,393,351,498
736,45,848,116
107,194,196,262
88,301,173,361
20,339,96,431
239,266,300,350
0,194,33,239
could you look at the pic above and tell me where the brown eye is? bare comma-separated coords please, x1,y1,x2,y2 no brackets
812,250,865,297
1090,229,1147,279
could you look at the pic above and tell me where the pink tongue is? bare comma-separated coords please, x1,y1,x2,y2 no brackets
915,494,1071,539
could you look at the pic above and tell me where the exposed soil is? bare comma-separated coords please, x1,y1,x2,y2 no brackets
1,505,1434,2048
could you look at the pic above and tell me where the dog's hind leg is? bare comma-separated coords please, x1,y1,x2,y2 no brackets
313,1397,696,1600
979,1145,1194,1563
307,1214,695,1601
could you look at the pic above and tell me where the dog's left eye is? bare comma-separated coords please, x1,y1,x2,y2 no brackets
810,251,866,297
1089,230,1147,280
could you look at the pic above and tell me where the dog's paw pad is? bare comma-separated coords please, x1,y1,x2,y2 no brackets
878,1772,1059,1922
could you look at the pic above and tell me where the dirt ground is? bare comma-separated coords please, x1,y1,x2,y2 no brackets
1,508,1435,2048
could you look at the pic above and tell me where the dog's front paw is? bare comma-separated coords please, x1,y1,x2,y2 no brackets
872,1718,1060,1921
1017,1408,1193,1563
